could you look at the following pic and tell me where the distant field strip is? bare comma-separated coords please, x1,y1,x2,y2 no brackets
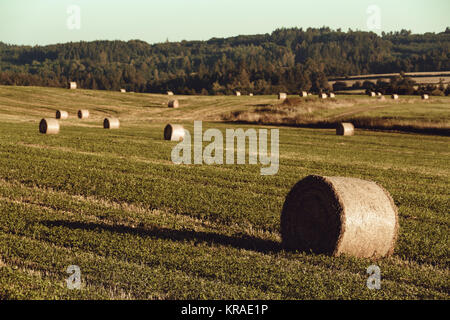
222,96,450,134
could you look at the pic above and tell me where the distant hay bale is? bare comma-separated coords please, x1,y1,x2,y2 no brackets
421,94,429,100
281,175,398,258
235,91,241,96
56,110,68,119
278,93,287,100
77,109,89,119
164,124,185,141
120,89,126,93
168,100,179,108
319,93,327,99
39,118,59,134
368,91,376,97
336,122,354,136
103,118,120,129
249,93,254,96
376,92,382,96
69,82,77,90
328,92,336,98
167,91,174,96
391,94,399,100
300,91,308,97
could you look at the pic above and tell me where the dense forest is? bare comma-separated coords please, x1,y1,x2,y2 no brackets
0,27,449,95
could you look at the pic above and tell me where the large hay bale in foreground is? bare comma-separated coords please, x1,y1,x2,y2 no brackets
77,109,89,119
103,118,120,129
281,175,398,258
39,118,60,134
168,100,179,108
56,110,68,119
164,124,185,141
336,123,354,136
278,93,287,100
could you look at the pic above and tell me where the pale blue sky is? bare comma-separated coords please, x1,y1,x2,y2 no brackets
0,0,448,45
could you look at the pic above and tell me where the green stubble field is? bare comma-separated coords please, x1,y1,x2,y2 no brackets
0,86,448,299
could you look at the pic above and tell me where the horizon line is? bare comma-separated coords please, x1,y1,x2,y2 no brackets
1,26,449,47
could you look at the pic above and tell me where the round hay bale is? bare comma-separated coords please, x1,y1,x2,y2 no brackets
39,118,60,134
164,124,185,141
368,91,376,97
69,82,77,90
120,89,126,93
56,110,68,119
167,91,174,96
319,93,327,99
168,100,179,108
391,94,399,100
300,91,308,97
336,123,354,136
421,94,429,100
328,92,336,98
278,93,287,100
104,118,120,129
249,93,254,96
78,109,89,119
235,91,241,96
376,92,382,96
281,175,398,258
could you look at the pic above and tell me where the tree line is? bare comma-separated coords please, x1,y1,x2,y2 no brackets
0,27,449,95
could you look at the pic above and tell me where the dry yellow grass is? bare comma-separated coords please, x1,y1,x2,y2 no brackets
222,96,450,134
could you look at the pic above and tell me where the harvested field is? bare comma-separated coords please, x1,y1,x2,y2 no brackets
0,85,448,299
222,96,450,135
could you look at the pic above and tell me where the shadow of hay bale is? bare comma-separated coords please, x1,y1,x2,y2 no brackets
41,220,281,254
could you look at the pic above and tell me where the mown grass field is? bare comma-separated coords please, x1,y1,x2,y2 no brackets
223,95,450,134
0,85,448,299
